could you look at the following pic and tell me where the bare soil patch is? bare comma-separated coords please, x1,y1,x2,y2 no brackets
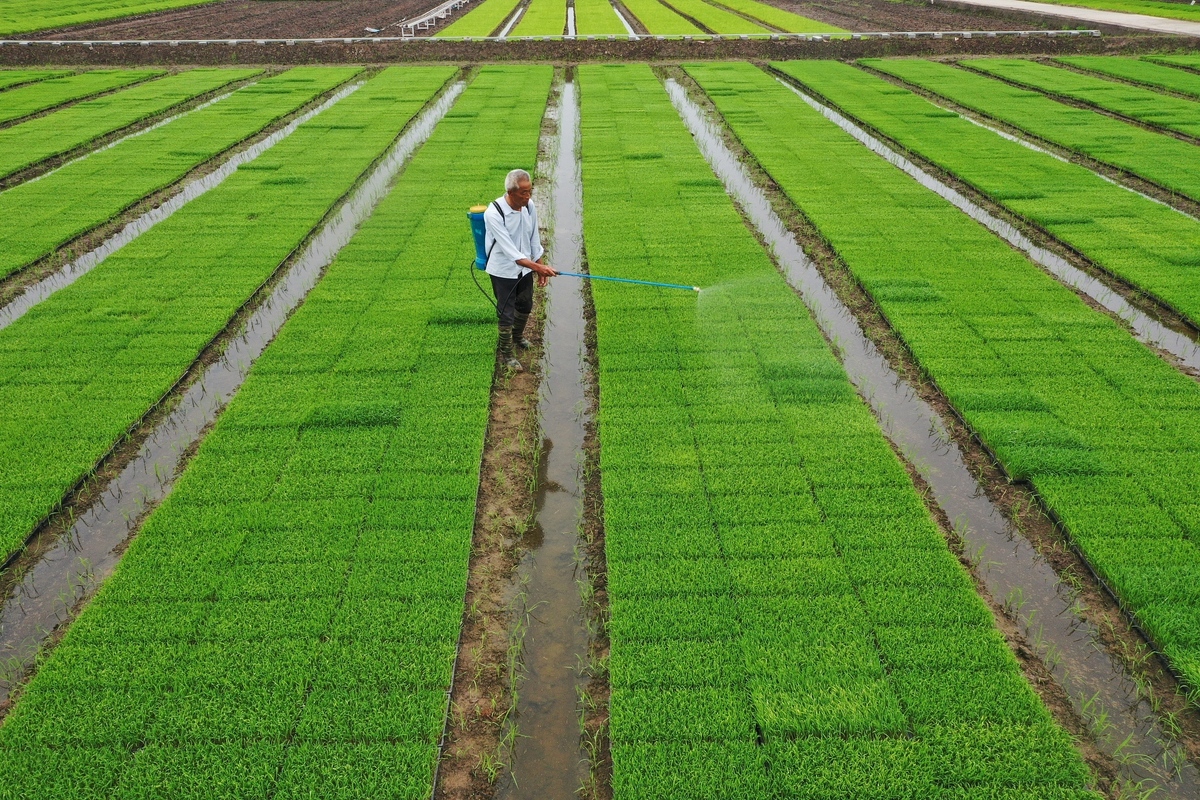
38,0,449,40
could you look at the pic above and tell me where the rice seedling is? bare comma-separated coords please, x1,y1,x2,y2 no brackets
774,60,1200,330
583,62,1097,797
0,65,552,797
688,60,1200,698
866,58,1200,205
0,67,449,562
963,58,1200,140
0,69,162,126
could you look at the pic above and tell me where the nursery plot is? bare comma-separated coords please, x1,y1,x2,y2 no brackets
436,0,521,36
654,0,770,33
0,70,71,92
774,61,1200,330
0,66,453,565
688,61,1200,694
706,0,843,31
0,67,260,182
868,58,1200,206
619,0,702,33
513,0,568,35
1057,56,1200,100
0,64,550,799
581,63,1095,798
0,69,162,126
574,0,626,34
0,0,215,36
965,58,1200,140
0,67,357,281
1148,55,1200,72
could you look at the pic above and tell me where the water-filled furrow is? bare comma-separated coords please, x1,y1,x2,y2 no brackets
0,80,364,330
667,76,1200,798
0,81,466,701
497,78,591,799
774,77,1200,375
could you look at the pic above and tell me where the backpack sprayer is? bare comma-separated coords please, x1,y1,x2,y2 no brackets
467,206,701,293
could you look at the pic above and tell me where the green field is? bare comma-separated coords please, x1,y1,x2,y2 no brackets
1,53,1199,798
0,0,216,36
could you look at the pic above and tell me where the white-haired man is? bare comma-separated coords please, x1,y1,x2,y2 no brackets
482,168,557,371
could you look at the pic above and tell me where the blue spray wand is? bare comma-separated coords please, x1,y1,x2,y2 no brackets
468,207,700,293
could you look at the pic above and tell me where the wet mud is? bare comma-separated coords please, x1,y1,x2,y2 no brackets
0,80,465,703
668,74,1200,798
497,78,590,800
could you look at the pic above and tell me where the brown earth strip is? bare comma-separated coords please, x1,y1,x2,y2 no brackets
435,325,546,800
0,34,1184,68
0,67,362,307
0,67,272,191
34,0,449,40
577,269,611,800
673,64,1200,769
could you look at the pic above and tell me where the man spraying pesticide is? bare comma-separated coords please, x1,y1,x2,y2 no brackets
467,170,701,371
477,169,558,372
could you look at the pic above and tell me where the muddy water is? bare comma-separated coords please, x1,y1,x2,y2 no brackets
0,80,365,331
498,79,590,799
778,77,1200,373
0,82,465,701
667,78,1200,798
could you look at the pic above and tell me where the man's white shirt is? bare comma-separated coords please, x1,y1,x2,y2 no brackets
483,195,544,279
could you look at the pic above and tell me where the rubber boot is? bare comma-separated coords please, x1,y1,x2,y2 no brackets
498,326,522,371
512,311,533,350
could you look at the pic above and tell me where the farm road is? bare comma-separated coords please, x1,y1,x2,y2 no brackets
934,0,1200,34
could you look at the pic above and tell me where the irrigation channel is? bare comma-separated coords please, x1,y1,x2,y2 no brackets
497,78,590,798
773,73,1200,374
0,80,466,700
0,79,365,331
667,77,1200,797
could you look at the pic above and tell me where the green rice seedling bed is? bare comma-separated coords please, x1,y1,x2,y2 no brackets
0,67,356,281
513,0,567,34
0,69,162,126
436,0,522,36
0,64,550,799
706,0,843,32
0,67,261,182
659,0,770,32
687,60,1200,694
0,70,71,92
965,57,1200,140
774,60,1200,331
0,0,216,36
619,0,702,33
868,58,1200,207
1056,56,1200,100
1148,55,1200,72
0,66,452,566
575,0,626,34
1022,0,1200,20
581,62,1096,798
